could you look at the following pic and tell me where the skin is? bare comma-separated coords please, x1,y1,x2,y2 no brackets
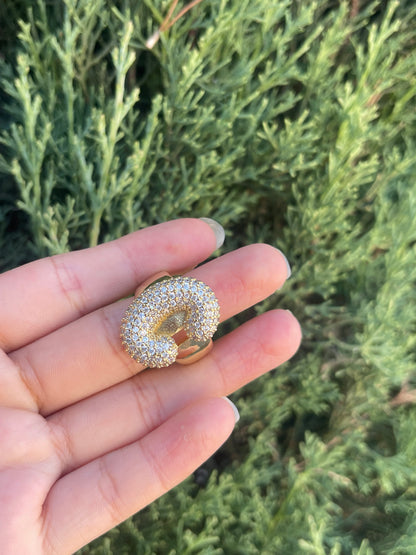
0,219,301,554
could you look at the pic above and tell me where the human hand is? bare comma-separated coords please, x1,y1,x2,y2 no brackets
0,219,301,554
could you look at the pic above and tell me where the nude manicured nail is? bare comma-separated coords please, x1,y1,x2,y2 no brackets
276,249,292,279
221,396,240,423
199,218,225,250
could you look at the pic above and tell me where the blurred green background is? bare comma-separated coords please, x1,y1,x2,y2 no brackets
1,1,416,553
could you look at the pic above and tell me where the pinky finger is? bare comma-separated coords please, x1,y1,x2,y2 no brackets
42,397,237,554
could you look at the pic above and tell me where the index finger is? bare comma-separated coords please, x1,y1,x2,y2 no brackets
0,219,219,352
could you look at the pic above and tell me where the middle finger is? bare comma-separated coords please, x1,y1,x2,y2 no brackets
9,245,289,415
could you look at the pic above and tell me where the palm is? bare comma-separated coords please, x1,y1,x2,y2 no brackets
0,219,300,554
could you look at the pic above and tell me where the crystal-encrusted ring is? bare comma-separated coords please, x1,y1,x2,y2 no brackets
120,273,220,368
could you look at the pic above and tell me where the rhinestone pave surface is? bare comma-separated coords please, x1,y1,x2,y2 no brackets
120,276,220,368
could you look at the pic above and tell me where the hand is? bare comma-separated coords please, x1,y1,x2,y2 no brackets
0,219,301,554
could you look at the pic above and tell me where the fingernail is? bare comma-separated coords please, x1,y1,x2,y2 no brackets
221,396,240,423
199,218,225,250
276,249,292,279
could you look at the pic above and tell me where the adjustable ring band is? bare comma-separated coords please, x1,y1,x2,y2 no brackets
120,273,220,368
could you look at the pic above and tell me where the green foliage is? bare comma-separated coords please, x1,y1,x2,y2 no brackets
1,0,416,553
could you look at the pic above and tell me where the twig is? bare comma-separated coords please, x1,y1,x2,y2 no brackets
390,385,416,407
162,0,204,30
350,0,360,20
160,0,180,31
145,0,204,49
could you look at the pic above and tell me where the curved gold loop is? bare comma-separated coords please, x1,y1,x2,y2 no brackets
120,273,220,368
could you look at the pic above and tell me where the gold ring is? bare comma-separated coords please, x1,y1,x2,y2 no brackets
120,273,220,368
